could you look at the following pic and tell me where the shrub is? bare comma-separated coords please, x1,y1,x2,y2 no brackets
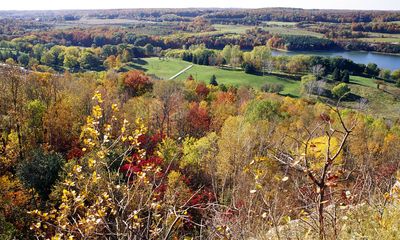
332,83,351,98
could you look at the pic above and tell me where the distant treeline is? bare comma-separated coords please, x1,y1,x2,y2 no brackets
200,8,400,24
2,8,400,26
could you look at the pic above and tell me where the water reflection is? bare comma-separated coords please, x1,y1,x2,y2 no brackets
271,49,400,70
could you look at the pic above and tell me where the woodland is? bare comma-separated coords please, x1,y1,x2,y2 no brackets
1,7,400,240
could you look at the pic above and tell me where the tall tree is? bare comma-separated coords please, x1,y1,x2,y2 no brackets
120,70,153,98
341,69,350,83
221,45,232,64
0,67,27,160
210,74,218,86
63,54,78,70
40,52,55,66
331,68,341,81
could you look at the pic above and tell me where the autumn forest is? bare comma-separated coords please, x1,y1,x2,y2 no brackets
1,7,400,240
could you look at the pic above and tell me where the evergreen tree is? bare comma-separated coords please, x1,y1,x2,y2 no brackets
202,54,208,65
341,69,350,83
210,74,218,86
396,79,400,88
332,68,341,81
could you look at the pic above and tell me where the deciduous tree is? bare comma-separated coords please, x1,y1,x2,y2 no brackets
120,70,153,98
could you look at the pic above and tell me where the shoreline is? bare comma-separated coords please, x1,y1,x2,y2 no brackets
270,47,400,56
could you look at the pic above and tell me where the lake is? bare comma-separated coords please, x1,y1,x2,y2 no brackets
271,49,400,71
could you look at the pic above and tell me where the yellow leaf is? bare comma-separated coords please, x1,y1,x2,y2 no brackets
98,210,105,217
250,190,257,193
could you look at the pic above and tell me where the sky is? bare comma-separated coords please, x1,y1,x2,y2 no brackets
1,0,400,11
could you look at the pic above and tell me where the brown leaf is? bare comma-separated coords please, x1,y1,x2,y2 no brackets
326,181,338,187
327,175,338,181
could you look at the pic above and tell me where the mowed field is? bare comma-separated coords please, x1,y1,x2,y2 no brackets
359,32,400,43
123,57,302,97
63,18,156,26
262,21,297,27
123,57,400,120
212,24,324,38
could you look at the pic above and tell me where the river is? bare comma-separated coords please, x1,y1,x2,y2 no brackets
271,49,400,71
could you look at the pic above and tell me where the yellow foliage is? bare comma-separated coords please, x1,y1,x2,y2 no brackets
308,135,343,169
313,102,329,118
165,170,191,205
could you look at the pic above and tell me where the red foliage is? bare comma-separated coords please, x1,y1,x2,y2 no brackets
375,163,398,183
121,70,153,97
195,82,210,100
120,133,165,177
66,148,83,160
184,102,210,138
187,76,194,81
215,92,236,104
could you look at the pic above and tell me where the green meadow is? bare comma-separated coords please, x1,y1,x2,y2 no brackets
123,57,400,119
123,57,302,97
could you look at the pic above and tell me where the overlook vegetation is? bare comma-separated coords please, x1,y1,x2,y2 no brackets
1,7,400,240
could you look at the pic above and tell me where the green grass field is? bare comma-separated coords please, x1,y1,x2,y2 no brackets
345,81,400,119
53,25,74,30
262,27,324,38
360,32,400,42
359,37,400,43
122,57,400,120
350,75,375,87
123,57,302,97
262,21,297,27
212,24,251,34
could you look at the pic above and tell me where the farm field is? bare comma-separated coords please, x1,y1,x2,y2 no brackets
212,24,251,34
359,37,400,43
64,18,157,26
262,21,297,27
358,32,400,43
212,23,324,37
262,26,324,37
